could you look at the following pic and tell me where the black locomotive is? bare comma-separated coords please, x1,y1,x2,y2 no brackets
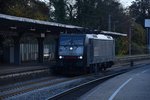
55,33,115,74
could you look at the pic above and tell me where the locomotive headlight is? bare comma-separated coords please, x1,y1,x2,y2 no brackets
79,56,83,59
59,56,63,59
70,47,73,50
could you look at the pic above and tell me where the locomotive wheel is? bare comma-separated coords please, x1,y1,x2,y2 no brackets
101,63,107,71
89,65,94,73
103,67,106,71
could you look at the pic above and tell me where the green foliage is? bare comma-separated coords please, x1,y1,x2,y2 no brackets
129,0,150,26
131,22,147,54
116,37,128,56
48,0,129,32
132,23,146,46
131,42,147,54
0,0,49,20
49,0,67,23
73,0,127,31
129,0,149,54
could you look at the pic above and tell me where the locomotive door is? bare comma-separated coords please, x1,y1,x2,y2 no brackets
10,46,14,63
87,39,93,66
0,43,3,63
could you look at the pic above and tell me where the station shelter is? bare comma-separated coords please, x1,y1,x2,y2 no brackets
0,14,82,65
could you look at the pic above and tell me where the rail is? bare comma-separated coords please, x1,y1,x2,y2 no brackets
48,69,129,100
116,54,150,61
1,59,150,99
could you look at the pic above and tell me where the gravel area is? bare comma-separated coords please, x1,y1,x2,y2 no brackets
6,77,88,100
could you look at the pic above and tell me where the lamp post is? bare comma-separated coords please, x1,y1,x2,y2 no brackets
129,26,132,56
146,28,150,53
113,21,118,32
129,18,135,56
108,14,111,31
129,20,134,66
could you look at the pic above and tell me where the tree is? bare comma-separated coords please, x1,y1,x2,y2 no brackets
129,0,150,26
49,0,67,23
131,22,146,54
65,0,77,24
129,0,148,54
0,0,49,20
73,0,129,32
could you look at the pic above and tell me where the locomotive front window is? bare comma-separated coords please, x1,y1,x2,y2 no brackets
60,36,84,45
59,36,84,56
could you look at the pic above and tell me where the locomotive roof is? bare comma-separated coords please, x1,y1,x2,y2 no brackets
60,34,113,40
86,34,113,40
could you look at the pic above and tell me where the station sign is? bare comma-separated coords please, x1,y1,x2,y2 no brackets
41,33,45,38
145,19,150,27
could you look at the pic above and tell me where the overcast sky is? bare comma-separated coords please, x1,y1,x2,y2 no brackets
120,0,135,7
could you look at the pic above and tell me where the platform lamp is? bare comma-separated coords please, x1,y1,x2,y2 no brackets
129,18,135,56
145,19,150,54
129,19,135,67
41,33,45,38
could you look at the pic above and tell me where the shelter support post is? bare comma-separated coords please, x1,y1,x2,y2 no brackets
38,38,44,63
14,37,21,65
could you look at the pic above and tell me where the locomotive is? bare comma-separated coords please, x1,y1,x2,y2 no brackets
55,33,115,74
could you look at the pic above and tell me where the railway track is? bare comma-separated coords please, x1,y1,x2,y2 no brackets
0,55,149,99
0,73,105,100
0,68,52,86
48,72,124,100
0,54,149,79
0,61,149,100
116,54,150,62
0,76,70,99
0,73,103,99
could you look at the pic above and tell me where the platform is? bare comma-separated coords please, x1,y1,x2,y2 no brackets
79,64,150,100
0,63,52,76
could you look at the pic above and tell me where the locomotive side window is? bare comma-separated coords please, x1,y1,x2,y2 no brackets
59,36,84,56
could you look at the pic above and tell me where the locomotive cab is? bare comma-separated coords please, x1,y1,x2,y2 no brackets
55,33,115,74
58,34,86,69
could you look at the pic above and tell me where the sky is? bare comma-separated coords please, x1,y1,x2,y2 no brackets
120,0,135,7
